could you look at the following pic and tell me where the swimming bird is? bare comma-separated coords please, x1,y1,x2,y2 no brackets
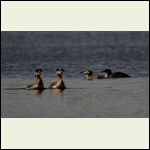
26,68,44,90
81,70,107,80
101,69,131,78
49,68,66,89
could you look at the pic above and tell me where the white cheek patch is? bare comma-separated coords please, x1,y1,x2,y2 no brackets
56,71,63,75
57,71,61,74
35,72,41,76
84,71,89,74
104,74,108,78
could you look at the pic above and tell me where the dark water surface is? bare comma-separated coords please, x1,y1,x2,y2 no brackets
1,32,149,117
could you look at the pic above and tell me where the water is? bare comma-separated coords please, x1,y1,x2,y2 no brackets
1,31,149,118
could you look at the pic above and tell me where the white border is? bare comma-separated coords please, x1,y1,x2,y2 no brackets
1,1,149,31
1,118,149,149
1,1,149,149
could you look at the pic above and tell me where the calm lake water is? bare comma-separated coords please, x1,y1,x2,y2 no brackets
1,31,149,118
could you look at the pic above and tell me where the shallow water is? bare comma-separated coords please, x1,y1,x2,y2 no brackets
1,31,149,118
1,77,149,118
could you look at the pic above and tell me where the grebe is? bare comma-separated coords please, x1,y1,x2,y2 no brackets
81,70,107,80
101,69,131,78
26,68,44,90
49,68,66,89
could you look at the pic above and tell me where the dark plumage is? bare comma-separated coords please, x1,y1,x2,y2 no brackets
102,69,131,78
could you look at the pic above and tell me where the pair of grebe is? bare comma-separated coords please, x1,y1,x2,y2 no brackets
81,69,131,80
26,68,66,90
26,68,131,90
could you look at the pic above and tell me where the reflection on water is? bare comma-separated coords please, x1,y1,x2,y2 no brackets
50,88,65,96
32,88,65,96
1,77,149,118
34,89,44,96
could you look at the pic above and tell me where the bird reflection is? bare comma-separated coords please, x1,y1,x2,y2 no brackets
51,88,65,96
34,89,44,96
